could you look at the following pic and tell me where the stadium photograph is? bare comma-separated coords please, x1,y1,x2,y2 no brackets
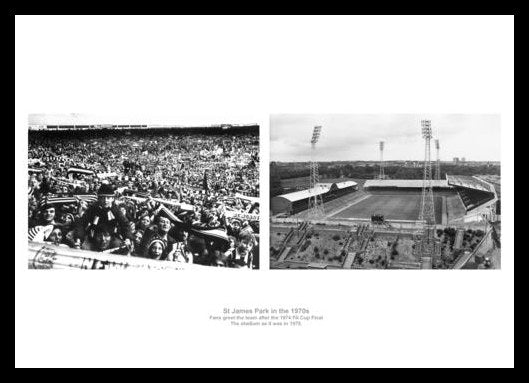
270,114,501,270
27,114,260,270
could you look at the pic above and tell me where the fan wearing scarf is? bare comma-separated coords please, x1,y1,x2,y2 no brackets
28,202,57,243
73,183,133,250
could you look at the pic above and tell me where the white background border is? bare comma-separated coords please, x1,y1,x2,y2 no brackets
15,15,514,368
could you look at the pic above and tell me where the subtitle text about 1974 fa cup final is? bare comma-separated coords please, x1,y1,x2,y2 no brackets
209,307,324,327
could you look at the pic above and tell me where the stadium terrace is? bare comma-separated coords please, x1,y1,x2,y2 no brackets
27,124,261,269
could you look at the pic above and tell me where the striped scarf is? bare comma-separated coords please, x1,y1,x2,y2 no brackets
28,225,54,242
39,194,97,207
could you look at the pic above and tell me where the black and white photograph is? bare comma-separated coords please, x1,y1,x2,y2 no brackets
27,114,260,269
16,15,513,368
270,114,501,270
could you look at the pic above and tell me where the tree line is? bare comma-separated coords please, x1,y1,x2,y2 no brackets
270,162,500,197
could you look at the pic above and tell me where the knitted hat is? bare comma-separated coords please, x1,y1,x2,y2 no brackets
148,238,166,251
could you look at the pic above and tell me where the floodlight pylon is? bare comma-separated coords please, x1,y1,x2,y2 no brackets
307,126,325,220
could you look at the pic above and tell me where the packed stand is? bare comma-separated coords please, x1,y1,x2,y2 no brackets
27,131,260,268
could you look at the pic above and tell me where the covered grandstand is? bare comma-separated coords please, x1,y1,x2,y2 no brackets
446,175,494,193
271,175,498,219
364,179,451,190
271,180,358,215
446,175,496,212
363,176,496,215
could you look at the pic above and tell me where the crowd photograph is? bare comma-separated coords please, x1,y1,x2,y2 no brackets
27,116,260,269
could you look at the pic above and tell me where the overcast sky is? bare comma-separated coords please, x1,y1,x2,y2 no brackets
270,114,500,162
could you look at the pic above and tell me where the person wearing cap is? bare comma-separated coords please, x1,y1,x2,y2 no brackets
74,183,133,248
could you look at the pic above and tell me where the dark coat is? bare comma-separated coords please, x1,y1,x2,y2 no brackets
75,204,133,242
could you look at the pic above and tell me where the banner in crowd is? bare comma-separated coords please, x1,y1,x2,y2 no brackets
53,177,86,187
122,195,194,211
189,227,230,243
224,211,259,222
67,167,95,176
28,241,193,270
97,172,118,179
234,193,260,204
29,159,45,167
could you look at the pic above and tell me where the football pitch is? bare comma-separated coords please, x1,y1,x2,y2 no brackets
332,193,443,223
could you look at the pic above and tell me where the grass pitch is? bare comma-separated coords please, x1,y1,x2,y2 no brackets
333,193,443,223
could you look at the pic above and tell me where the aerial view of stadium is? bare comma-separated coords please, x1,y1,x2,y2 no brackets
270,114,501,270
27,114,260,269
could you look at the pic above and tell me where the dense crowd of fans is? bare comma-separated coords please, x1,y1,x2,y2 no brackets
27,130,260,268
